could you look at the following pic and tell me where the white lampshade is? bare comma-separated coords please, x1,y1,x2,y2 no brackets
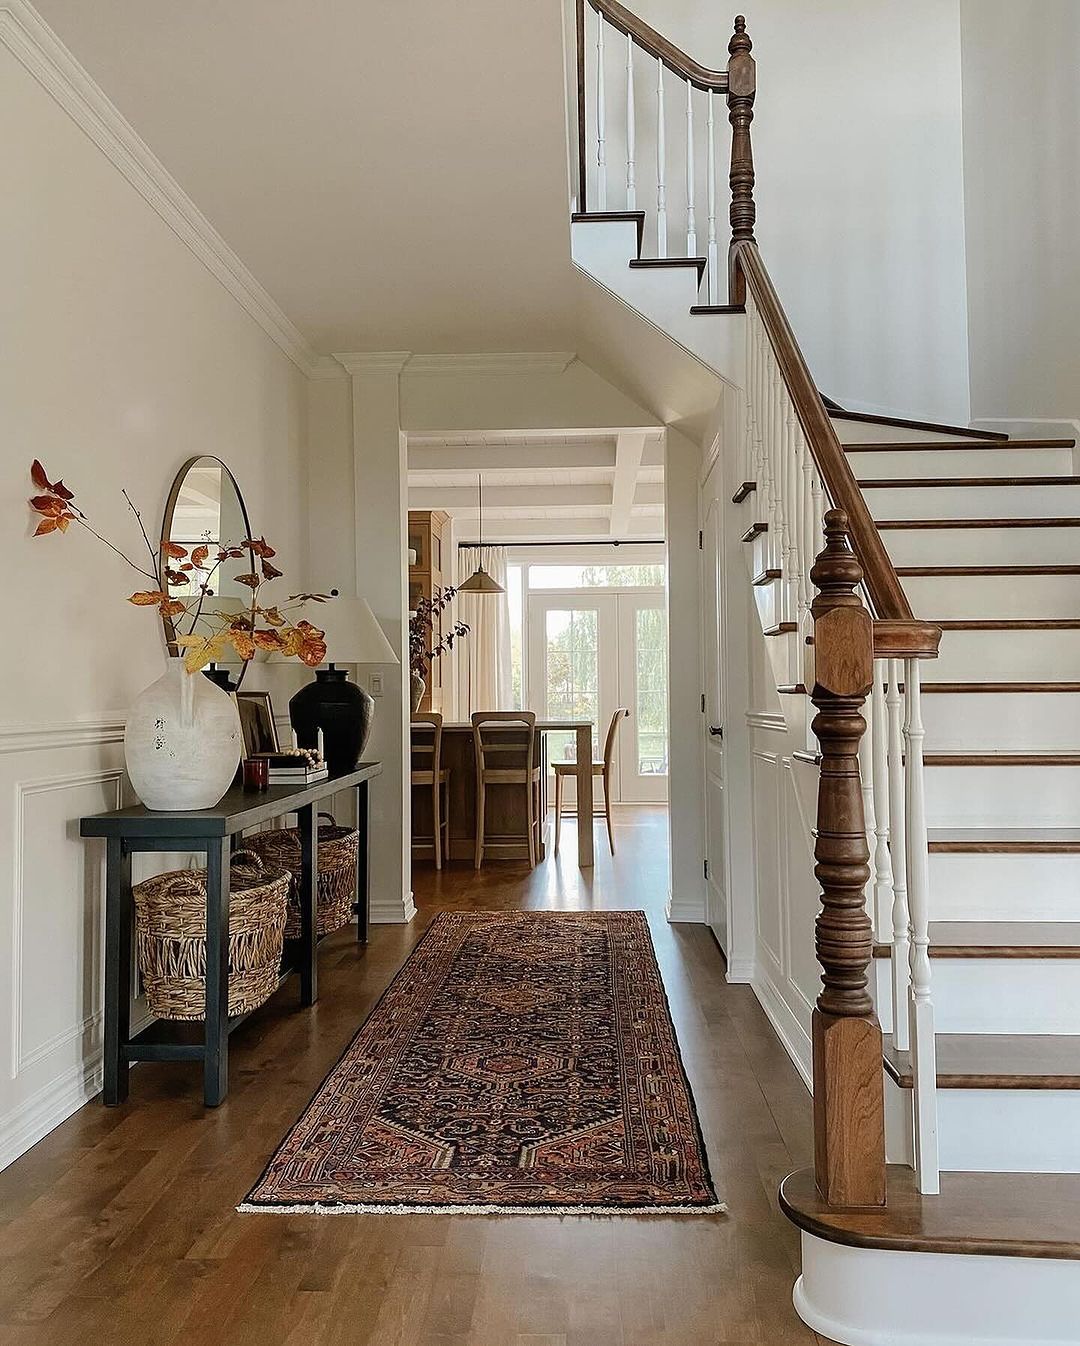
263,593,398,665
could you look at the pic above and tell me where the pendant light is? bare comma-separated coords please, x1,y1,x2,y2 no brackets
458,472,505,594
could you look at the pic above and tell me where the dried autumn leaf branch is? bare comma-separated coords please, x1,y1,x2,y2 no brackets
28,462,330,674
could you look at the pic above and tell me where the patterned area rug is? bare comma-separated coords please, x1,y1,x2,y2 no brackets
240,911,722,1215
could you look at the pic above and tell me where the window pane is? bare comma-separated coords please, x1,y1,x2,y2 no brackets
528,564,665,589
635,607,668,776
544,608,599,764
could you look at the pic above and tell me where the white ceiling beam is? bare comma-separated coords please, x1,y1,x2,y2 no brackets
609,431,647,537
457,518,662,543
408,483,613,512
408,442,617,472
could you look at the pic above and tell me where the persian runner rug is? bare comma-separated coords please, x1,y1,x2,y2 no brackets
240,910,723,1215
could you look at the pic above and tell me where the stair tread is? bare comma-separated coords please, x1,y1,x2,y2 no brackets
629,256,707,282
878,517,1080,529
780,1165,1080,1258
897,565,1080,576
690,304,746,314
882,1035,1080,1089
924,752,1080,765
860,475,1079,488
928,827,1080,851
571,210,645,254
740,522,767,542
874,921,1080,958
844,438,1074,451
933,619,1080,630
922,681,1080,692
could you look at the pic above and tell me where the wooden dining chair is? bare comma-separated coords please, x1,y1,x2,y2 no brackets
471,711,542,869
410,712,450,869
553,707,629,857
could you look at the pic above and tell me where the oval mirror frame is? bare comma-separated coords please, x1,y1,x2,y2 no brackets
159,456,255,688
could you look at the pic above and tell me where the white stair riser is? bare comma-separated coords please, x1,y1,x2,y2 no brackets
876,956,1080,1033
865,483,1080,520
882,525,1080,566
902,573,1080,619
848,447,1075,477
927,851,1080,920
885,1076,1080,1173
922,692,1080,750
931,627,1080,682
926,763,1080,827
795,1233,1080,1346
831,418,987,445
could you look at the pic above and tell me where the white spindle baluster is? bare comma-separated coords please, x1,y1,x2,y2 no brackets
685,81,696,256
596,15,607,210
752,317,765,488
625,33,636,209
870,661,894,938
656,57,667,254
783,403,799,649
886,660,910,1053
706,94,717,304
799,430,814,652
904,657,939,1194
769,356,784,580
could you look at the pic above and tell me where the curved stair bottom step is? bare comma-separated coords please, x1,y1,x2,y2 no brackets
793,1228,1080,1346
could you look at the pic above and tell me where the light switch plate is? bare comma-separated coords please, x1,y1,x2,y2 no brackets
369,672,383,697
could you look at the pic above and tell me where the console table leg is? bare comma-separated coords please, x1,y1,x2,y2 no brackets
298,804,318,1004
204,837,231,1107
356,781,370,944
103,837,131,1105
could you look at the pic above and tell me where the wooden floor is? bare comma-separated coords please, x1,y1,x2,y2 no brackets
0,805,829,1345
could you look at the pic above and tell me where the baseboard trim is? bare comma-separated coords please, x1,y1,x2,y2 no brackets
666,893,707,923
0,1054,101,1172
751,968,813,1090
725,956,755,982
372,887,416,924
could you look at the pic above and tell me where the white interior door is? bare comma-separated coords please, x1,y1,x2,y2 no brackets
616,594,669,803
701,462,728,950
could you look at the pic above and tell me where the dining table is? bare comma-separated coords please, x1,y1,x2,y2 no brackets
413,719,595,866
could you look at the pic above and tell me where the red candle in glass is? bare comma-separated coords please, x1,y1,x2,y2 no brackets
243,757,269,791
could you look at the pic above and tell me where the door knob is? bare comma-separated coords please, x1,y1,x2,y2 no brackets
709,725,723,737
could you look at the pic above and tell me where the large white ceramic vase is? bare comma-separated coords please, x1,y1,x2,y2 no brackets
124,657,242,811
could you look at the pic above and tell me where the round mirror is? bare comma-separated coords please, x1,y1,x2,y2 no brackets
159,456,255,688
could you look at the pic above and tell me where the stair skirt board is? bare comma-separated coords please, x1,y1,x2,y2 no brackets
794,1233,1080,1346
883,1075,1080,1174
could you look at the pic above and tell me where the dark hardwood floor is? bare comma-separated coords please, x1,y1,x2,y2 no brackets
0,806,826,1345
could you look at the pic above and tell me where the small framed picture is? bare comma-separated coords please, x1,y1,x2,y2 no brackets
236,691,279,757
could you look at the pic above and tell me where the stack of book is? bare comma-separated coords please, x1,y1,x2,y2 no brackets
253,752,328,786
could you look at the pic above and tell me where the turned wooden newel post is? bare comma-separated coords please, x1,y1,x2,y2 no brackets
809,509,886,1207
726,15,756,304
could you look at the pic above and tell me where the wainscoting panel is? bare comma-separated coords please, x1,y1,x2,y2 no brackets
751,748,784,982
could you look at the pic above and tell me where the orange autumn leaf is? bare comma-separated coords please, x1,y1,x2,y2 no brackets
30,495,65,515
159,599,187,619
252,629,286,652
234,572,260,589
34,517,59,536
261,559,283,581
228,628,256,661
190,544,209,567
55,515,72,532
161,542,188,560
244,536,276,559
129,590,167,606
286,620,327,668
259,605,285,626
30,461,74,500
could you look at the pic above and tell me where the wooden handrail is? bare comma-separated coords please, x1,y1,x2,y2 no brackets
586,0,730,92
734,240,929,634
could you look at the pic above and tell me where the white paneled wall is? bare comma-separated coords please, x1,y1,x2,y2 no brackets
0,11,307,1168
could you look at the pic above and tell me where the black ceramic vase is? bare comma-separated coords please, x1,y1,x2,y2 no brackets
289,666,374,777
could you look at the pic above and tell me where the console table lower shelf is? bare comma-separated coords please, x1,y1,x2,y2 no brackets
80,762,381,1107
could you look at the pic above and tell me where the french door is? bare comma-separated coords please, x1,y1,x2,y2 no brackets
526,592,668,804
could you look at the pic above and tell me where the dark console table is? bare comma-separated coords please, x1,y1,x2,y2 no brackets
80,762,381,1108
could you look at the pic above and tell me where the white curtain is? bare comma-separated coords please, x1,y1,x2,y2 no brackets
457,545,512,714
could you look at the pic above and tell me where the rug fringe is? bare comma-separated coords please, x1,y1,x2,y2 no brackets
237,1200,727,1217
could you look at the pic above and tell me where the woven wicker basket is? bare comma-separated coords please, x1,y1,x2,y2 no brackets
133,849,289,1021
242,811,358,938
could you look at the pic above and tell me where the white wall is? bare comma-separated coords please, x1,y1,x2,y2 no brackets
960,0,1080,423
591,0,972,424
0,26,307,1166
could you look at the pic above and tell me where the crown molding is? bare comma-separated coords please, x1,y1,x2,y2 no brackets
308,355,348,380
404,352,577,378
333,351,413,377
1,0,321,377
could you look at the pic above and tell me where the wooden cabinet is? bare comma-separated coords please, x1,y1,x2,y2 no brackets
408,510,450,714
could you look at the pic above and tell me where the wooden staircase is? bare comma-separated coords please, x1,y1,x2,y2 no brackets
568,5,1080,1342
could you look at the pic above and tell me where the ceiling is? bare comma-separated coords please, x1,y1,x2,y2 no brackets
34,0,580,353
407,430,666,542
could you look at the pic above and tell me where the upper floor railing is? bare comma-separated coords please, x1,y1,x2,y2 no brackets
573,7,944,1203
